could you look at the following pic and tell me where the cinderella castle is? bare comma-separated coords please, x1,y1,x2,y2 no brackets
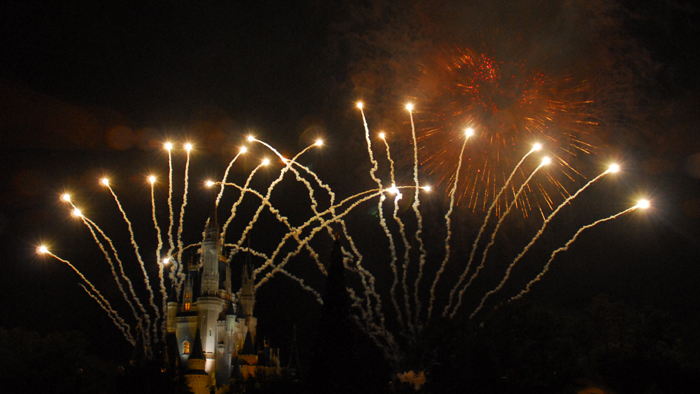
162,211,292,393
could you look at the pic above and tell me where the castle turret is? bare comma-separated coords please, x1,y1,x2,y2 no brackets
200,213,221,296
240,252,255,319
185,328,210,394
166,285,179,333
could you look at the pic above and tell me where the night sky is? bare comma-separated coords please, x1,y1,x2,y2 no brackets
1,0,699,366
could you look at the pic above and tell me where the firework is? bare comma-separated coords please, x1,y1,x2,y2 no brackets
414,46,597,215
38,101,646,370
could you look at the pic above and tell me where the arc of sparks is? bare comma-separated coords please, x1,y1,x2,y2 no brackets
443,143,543,317
101,179,158,339
427,129,473,321
470,164,620,319
37,247,134,343
61,196,143,327
216,146,247,207
508,201,648,304
407,103,428,334
358,103,404,332
176,143,193,282
164,142,177,284
450,156,551,319
148,175,168,339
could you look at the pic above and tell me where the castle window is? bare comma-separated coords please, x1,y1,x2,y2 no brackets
185,302,190,311
183,341,190,354
185,292,191,299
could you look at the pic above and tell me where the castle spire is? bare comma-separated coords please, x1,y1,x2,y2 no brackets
240,246,255,318
203,194,219,244
200,193,222,296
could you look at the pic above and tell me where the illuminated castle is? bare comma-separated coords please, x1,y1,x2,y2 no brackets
165,212,281,393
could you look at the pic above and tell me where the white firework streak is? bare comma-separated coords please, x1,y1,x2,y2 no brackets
443,147,539,317
508,206,639,303
427,134,470,321
470,170,612,319
450,161,547,319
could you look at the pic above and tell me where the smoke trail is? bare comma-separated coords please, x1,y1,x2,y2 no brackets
254,189,383,286
508,205,639,303
80,216,152,344
428,133,470,321
443,145,541,317
254,189,398,348
79,284,135,344
80,216,140,322
470,169,613,319
379,134,412,331
359,106,404,331
166,148,176,280
216,149,246,207
254,187,421,341
104,185,157,341
450,159,548,318
176,148,191,279
408,107,428,332
232,140,320,256
150,180,167,339
223,179,327,277
46,251,133,342
228,141,327,277
221,163,265,239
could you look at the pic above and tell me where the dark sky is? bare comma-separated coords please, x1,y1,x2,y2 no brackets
1,0,699,363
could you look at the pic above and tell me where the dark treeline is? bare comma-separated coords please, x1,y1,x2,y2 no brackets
3,293,698,394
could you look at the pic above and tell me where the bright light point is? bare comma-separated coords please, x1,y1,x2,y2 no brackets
37,245,48,255
637,199,650,209
262,158,270,166
533,143,542,151
608,164,620,173
184,143,193,152
356,102,363,109
247,135,255,142
162,258,170,265
100,178,109,186
423,186,432,192
240,146,248,154
60,193,71,202
379,132,386,139
541,157,551,165
315,139,323,146
148,175,156,184
387,185,399,195
72,208,83,217
405,103,414,111
465,128,474,137
205,180,215,188
164,142,173,151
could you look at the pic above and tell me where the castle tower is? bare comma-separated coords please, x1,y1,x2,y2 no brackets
198,213,226,373
166,286,179,334
185,328,210,394
240,252,255,318
200,214,221,296
239,252,257,342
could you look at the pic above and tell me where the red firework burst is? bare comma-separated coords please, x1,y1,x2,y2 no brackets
414,46,597,216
